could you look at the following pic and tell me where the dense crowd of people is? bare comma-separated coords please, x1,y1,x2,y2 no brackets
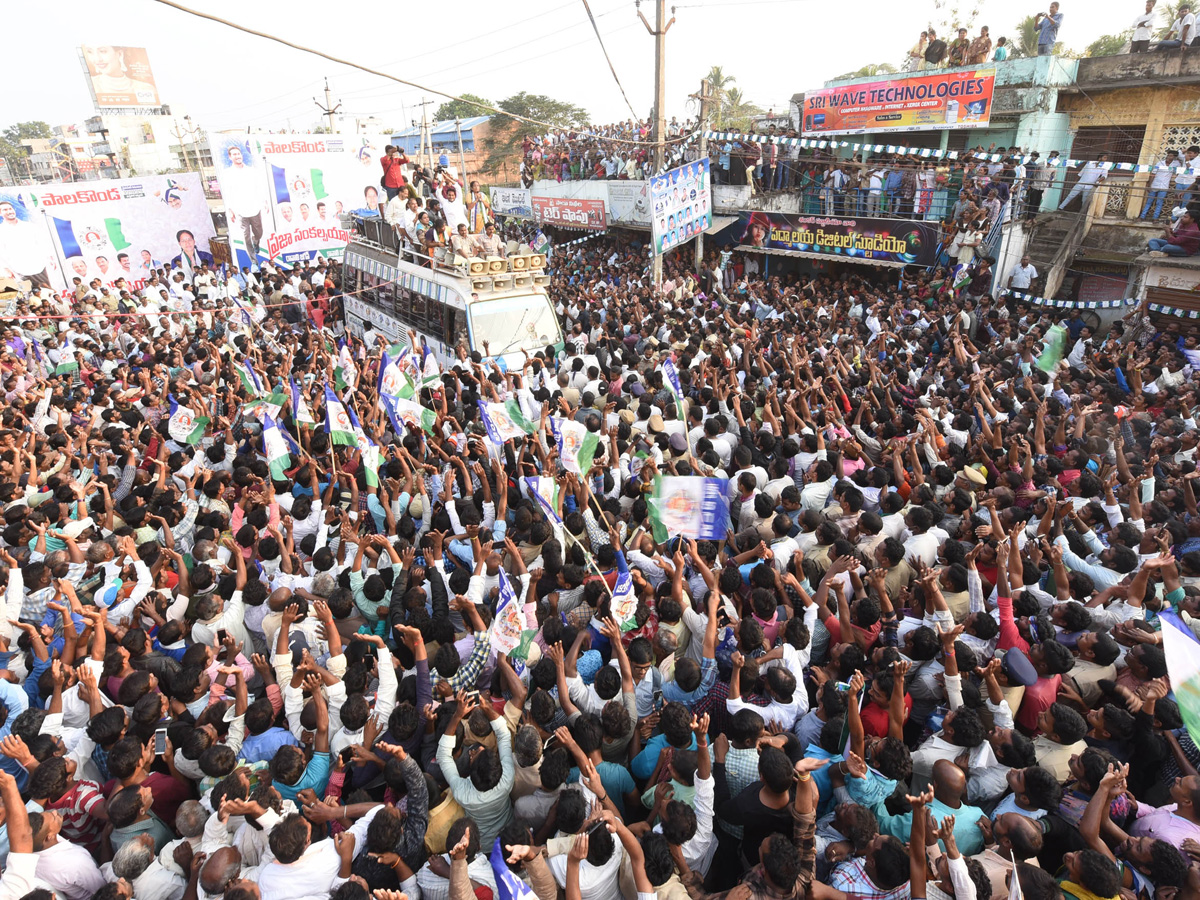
0,212,1196,900
519,120,696,186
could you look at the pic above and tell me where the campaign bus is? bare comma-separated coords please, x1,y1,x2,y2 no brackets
339,215,562,368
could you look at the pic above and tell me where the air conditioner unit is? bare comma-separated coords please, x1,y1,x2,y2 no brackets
471,277,493,292
533,274,551,286
492,273,513,290
513,273,532,288
527,253,546,269
509,255,527,271
468,257,487,275
487,256,506,273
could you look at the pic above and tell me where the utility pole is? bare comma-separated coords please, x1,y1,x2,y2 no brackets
314,78,342,133
416,97,436,171
693,79,711,275
454,117,469,183
171,119,194,171
184,116,203,173
638,0,675,287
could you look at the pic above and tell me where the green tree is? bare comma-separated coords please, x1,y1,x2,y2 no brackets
1009,14,1063,57
1086,30,1132,56
0,121,53,166
434,94,493,122
483,93,589,173
720,88,763,132
705,66,737,129
834,62,899,80
1156,1,1184,38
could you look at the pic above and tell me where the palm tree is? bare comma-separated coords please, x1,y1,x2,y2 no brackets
1156,1,1185,38
834,62,899,80
721,87,763,131
1010,13,1064,56
1010,14,1040,57
706,66,737,129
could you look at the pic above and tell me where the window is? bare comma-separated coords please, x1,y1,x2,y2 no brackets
425,297,445,341
1160,124,1200,159
409,285,427,332
1071,125,1145,165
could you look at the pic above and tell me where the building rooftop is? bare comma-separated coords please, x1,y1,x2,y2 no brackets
390,116,491,139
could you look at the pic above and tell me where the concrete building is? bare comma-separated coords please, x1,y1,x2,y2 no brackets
389,117,522,183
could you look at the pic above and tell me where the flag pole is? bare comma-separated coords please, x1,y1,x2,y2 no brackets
562,528,614,599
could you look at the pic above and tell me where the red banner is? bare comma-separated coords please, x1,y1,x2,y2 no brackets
531,196,606,231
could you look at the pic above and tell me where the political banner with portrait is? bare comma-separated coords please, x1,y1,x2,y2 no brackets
213,133,389,269
80,45,161,109
734,211,938,267
0,174,215,293
650,158,711,256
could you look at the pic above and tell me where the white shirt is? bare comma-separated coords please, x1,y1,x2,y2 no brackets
547,832,625,900
1174,12,1197,43
1151,159,1178,190
1077,161,1109,185
35,840,108,900
1008,263,1037,290
1133,8,1157,39
258,805,381,900
655,772,718,875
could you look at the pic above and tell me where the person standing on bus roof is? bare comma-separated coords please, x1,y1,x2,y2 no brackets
381,145,409,201
436,172,468,232
473,221,505,259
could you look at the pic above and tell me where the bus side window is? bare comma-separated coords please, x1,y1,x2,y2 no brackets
395,285,411,324
426,297,444,340
410,288,427,333
447,308,467,347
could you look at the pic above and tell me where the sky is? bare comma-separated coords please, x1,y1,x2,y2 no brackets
3,0,1151,137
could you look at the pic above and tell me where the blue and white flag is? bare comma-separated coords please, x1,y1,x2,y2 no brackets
662,358,685,415
612,572,638,632
524,476,561,524
489,837,539,900
290,377,315,425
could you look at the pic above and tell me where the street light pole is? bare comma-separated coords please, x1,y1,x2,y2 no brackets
638,0,675,288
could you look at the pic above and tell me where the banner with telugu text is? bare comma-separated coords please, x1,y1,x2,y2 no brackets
734,211,937,266
213,133,390,269
0,173,214,293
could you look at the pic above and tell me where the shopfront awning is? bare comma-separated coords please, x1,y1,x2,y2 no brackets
735,244,908,268
704,215,739,235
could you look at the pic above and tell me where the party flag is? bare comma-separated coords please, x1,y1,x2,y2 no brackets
263,413,291,480
290,377,316,425
489,571,526,656
323,386,357,447
478,400,534,446
1161,610,1200,748
168,396,209,445
552,417,599,476
611,572,638,632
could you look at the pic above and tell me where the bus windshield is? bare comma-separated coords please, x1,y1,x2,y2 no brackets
468,294,561,356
